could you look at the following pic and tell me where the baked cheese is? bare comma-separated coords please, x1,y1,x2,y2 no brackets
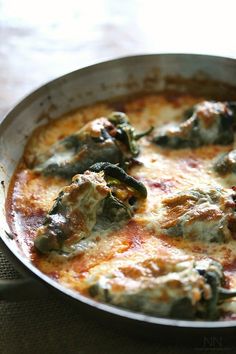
7,93,236,320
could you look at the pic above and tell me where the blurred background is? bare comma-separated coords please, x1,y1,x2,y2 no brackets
0,0,235,117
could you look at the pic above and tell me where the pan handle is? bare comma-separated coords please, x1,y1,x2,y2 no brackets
0,277,50,301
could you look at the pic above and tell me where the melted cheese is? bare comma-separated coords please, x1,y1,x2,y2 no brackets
7,93,236,319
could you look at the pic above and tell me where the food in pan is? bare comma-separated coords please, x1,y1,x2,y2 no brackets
153,101,235,148
33,112,152,178
34,163,147,255
86,257,236,320
214,150,236,176
158,187,236,243
7,94,236,320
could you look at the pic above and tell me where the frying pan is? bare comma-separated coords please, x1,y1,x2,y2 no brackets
1,54,236,346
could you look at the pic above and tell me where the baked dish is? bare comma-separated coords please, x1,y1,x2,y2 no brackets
7,93,236,320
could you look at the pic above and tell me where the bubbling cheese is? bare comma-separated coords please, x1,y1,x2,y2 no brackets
7,93,236,320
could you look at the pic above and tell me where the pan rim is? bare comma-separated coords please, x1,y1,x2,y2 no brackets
1,53,236,330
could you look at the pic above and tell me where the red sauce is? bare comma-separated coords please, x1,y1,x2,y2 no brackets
119,219,149,250
138,178,175,193
224,258,236,272
72,220,151,274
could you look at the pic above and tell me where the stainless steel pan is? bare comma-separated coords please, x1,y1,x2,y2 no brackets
1,54,236,345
